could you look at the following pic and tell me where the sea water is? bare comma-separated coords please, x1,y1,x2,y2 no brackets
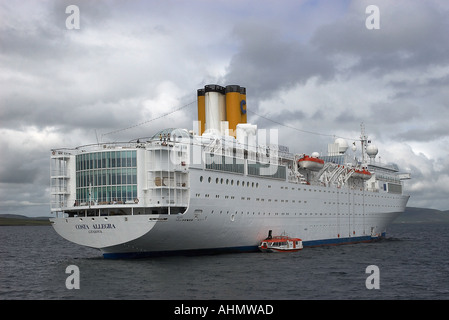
1,222,448,300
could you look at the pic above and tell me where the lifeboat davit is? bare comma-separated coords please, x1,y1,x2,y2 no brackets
298,155,324,171
352,169,372,180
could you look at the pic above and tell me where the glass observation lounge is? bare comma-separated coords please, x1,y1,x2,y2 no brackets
75,150,137,206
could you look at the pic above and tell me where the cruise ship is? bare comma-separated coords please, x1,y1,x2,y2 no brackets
50,84,411,258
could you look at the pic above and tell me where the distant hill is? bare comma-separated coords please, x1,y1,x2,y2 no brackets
394,207,449,224
0,214,51,226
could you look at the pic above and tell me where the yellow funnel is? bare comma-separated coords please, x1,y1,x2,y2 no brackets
225,85,241,137
197,88,205,135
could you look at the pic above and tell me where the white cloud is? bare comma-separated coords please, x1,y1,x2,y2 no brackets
1,0,448,215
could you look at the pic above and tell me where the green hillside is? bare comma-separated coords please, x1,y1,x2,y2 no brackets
0,214,51,226
393,207,449,224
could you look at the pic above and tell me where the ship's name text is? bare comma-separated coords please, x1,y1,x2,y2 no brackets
75,223,116,230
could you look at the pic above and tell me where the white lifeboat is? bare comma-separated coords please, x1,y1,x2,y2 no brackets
298,155,324,171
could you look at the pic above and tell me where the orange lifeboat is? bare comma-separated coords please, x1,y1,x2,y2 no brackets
298,155,324,171
352,168,372,180
258,235,303,253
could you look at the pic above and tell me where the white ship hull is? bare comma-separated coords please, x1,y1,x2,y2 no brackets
51,169,409,258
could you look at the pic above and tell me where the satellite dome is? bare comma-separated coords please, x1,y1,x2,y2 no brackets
366,144,378,158
334,138,349,154
311,152,320,158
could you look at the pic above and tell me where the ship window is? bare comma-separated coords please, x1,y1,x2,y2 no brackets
200,176,203,182
75,150,137,204
208,177,211,183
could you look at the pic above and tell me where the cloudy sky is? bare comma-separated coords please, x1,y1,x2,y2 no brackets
1,0,448,216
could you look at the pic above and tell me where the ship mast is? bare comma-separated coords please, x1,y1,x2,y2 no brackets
360,122,368,165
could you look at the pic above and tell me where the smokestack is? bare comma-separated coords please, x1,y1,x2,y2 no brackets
204,84,226,135
225,85,241,137
197,88,205,135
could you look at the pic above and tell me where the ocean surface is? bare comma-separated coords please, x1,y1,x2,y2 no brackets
1,222,448,300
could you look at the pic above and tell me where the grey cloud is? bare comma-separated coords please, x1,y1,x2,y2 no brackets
223,22,335,105
394,125,449,142
0,140,46,184
311,0,449,75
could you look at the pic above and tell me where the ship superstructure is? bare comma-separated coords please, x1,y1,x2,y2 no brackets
50,84,410,258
